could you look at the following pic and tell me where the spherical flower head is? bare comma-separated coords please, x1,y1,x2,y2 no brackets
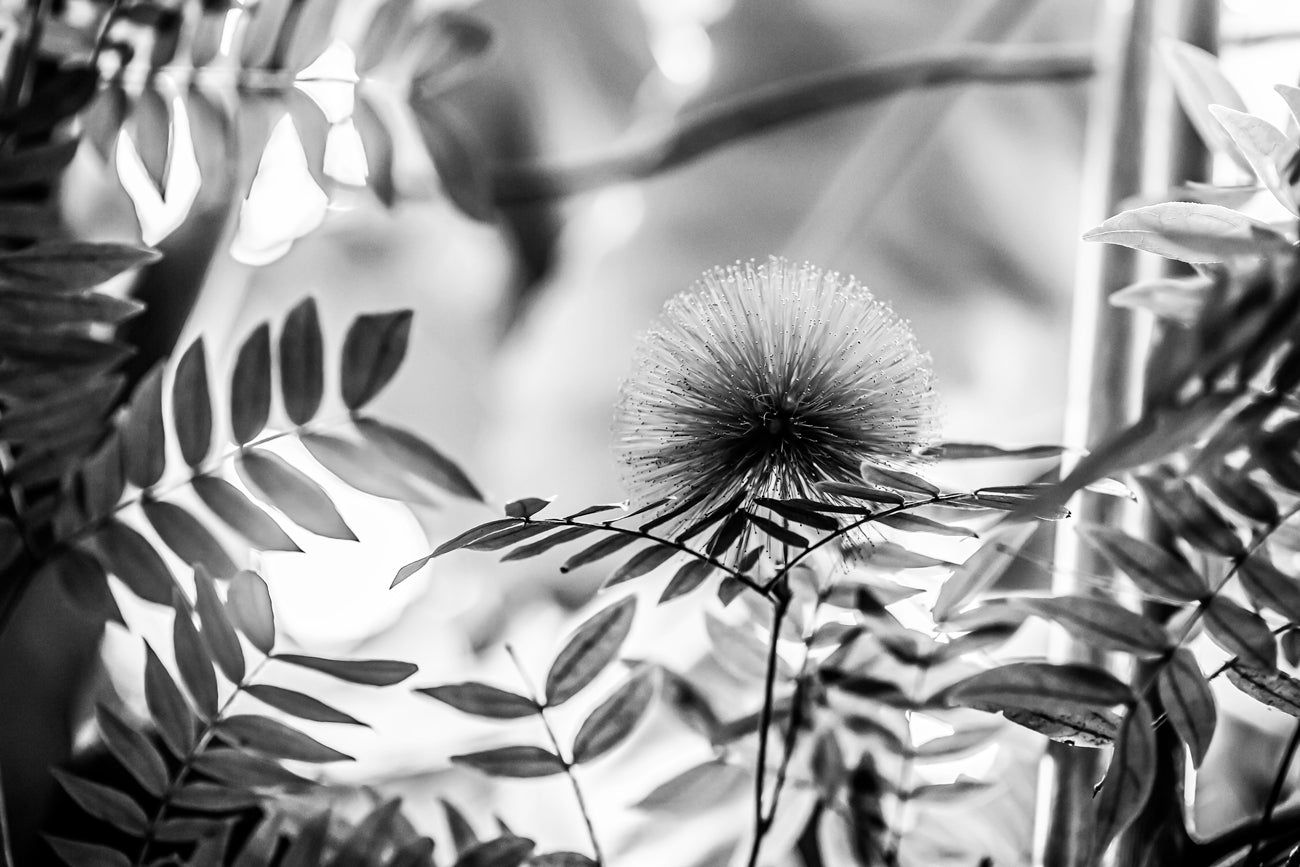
614,256,938,529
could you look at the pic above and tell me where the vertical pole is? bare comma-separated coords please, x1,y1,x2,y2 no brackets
1035,1,1155,865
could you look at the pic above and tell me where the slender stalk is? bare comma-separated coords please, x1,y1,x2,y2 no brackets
0,761,14,867
745,589,791,867
1246,720,1300,867
505,645,604,866
492,43,1094,204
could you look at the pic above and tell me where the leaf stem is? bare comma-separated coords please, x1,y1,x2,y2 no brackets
745,589,792,867
0,760,15,867
1247,719,1300,867
505,644,605,866
134,656,268,866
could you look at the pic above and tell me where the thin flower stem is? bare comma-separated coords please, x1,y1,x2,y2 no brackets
505,645,605,866
135,656,269,866
1247,719,1300,867
0,761,14,867
746,590,791,867
493,42,1094,204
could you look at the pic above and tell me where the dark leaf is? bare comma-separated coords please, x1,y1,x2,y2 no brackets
0,242,159,290
95,704,168,797
216,714,352,763
191,748,311,788
853,540,955,570
355,417,483,501
920,442,1066,460
452,746,565,779
144,642,196,758
1239,555,1300,622
272,653,417,685
44,836,132,867
356,0,416,71
392,554,433,588
171,595,218,716
192,476,301,552
51,769,146,835
230,323,272,445
301,432,428,503
170,782,263,812
659,560,715,603
875,512,978,538
571,671,655,763
706,509,748,557
1092,702,1156,861
0,136,79,187
416,682,537,719
173,339,213,467
0,374,122,443
505,497,552,519
226,570,275,655
1204,596,1277,668
530,854,597,867
997,706,1120,748
1077,525,1207,603
78,432,125,522
500,526,596,562
461,524,556,552
121,363,166,488
545,596,637,705
441,798,478,853
675,491,745,541
329,799,405,867
279,811,330,867
46,547,113,618
428,519,522,560
246,684,366,725
239,449,357,540
143,499,237,578
752,497,839,531
152,816,231,843
744,512,809,548
1137,475,1245,557
1158,648,1216,768
559,532,638,573
1203,470,1277,525
634,759,746,811
280,298,324,426
942,662,1133,713
604,544,677,588
341,310,412,410
93,520,173,604
1014,596,1170,656
453,836,535,867
1226,663,1300,715
193,565,245,683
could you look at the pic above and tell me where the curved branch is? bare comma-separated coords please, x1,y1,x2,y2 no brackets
492,42,1094,204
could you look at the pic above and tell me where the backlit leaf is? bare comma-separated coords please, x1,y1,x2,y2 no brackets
192,476,301,552
171,595,218,716
170,782,262,812
144,642,196,758
545,596,636,705
143,499,237,578
571,671,655,763
453,836,536,867
745,512,809,548
239,449,357,540
246,684,366,726
560,533,638,573
230,323,272,444
78,432,125,522
1204,596,1276,668
1159,39,1253,173
813,481,903,505
0,242,159,290
121,363,165,488
417,682,537,719
1082,202,1286,264
216,714,352,763
301,432,428,503
272,653,417,685
452,746,566,779
1092,702,1156,861
1014,596,1170,656
96,704,168,797
875,512,977,538
355,416,483,500
173,339,213,467
500,526,596,561
93,520,172,604
992,706,1119,747
280,297,324,426
191,748,311,788
52,769,148,833
634,759,747,811
933,523,1036,622
1158,648,1216,767
227,570,275,654
1239,555,1300,622
854,540,955,570
1077,525,1207,603
1209,105,1297,215
340,310,412,410
1226,663,1300,716
428,519,522,560
858,461,938,495
505,497,552,519
45,836,132,866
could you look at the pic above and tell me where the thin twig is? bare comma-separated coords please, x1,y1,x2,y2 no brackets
1247,720,1300,867
492,42,1094,204
0,761,14,867
505,644,605,866
745,590,791,867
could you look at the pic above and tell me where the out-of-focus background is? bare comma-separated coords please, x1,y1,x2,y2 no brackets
11,0,1300,863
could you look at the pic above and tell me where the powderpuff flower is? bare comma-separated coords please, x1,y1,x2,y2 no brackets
614,256,938,530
